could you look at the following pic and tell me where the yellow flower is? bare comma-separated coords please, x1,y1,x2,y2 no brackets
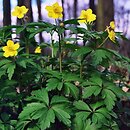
66,41,70,44
12,6,28,19
2,40,20,58
78,9,96,23
108,30,115,42
110,21,115,30
35,47,41,53
45,2,63,19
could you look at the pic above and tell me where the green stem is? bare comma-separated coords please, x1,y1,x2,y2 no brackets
51,33,54,58
21,18,29,55
80,62,83,78
55,19,62,73
25,39,29,54
98,36,108,48
58,34,62,73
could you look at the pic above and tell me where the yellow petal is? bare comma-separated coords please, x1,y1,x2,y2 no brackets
108,30,115,42
35,47,41,53
2,46,8,52
53,2,59,7
11,11,18,16
87,14,96,23
46,2,63,19
17,14,24,19
110,21,115,30
14,43,20,50
86,9,93,14
3,52,10,57
11,6,19,16
14,51,18,56
59,14,63,18
21,6,28,14
7,40,14,47
45,6,52,11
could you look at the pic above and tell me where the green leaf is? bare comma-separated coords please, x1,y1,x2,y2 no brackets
75,112,90,120
96,107,111,119
102,89,117,110
46,78,62,91
84,119,97,130
92,49,111,65
7,63,16,80
16,26,25,34
0,69,6,78
90,74,102,86
64,82,79,99
72,46,92,57
92,112,106,124
51,96,69,105
16,120,31,130
74,113,92,130
106,82,125,97
31,89,49,106
16,57,27,68
90,102,104,111
63,19,80,25
39,108,55,130
19,103,45,119
52,106,71,127
29,28,45,39
0,59,11,67
83,85,101,99
57,27,65,35
74,100,91,111
57,82,63,90
63,73,82,82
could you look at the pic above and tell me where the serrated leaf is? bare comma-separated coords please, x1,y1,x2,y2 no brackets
63,73,82,82
92,49,111,65
7,63,16,80
90,75,102,86
74,100,91,111
16,58,27,68
106,82,125,97
84,119,97,130
51,96,69,105
57,82,63,90
0,59,11,67
64,82,79,99
46,78,60,91
92,112,106,124
31,89,49,106
102,89,117,110
83,85,101,99
72,46,92,57
90,102,104,110
19,103,45,119
39,108,55,130
96,107,111,119
74,113,93,130
52,106,71,127
0,69,6,78
75,111,90,120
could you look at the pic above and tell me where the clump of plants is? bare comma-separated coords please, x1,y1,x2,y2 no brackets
0,2,130,130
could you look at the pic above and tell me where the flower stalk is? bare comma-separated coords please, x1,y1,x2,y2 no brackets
58,34,62,73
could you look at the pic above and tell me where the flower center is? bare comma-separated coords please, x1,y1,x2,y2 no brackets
53,7,60,13
18,9,23,15
8,46,15,51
